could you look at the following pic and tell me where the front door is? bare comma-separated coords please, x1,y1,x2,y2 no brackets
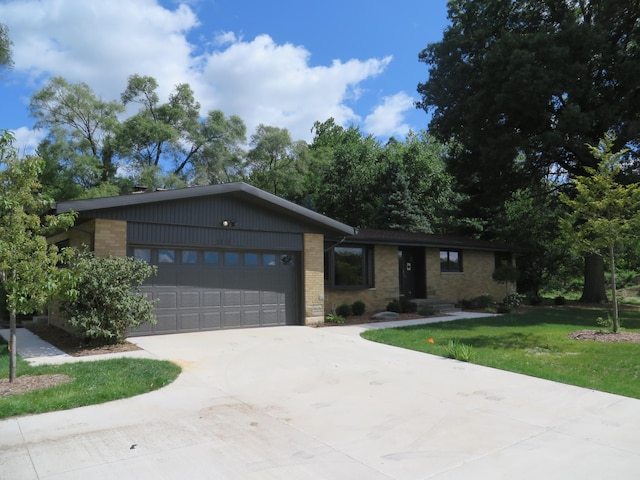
399,247,426,300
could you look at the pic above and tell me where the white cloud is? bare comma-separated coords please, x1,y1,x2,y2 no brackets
0,0,394,142
364,92,415,138
10,127,46,155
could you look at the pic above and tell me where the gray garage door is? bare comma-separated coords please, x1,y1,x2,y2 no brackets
129,247,299,336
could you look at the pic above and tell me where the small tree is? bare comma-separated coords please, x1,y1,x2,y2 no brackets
59,251,158,344
0,131,75,381
492,263,520,297
559,133,640,332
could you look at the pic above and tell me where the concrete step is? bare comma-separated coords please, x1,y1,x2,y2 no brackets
408,298,461,314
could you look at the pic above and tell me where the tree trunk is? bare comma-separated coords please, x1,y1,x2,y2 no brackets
580,254,608,303
9,308,16,382
610,245,619,333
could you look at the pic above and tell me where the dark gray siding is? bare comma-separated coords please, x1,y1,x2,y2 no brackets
128,222,302,251
83,196,327,234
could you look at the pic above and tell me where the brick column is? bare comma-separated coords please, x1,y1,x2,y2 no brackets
303,233,325,326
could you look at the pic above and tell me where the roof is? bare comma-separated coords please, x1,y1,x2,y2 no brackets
53,182,356,236
347,228,516,252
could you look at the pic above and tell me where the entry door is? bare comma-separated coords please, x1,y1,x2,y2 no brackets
399,247,426,299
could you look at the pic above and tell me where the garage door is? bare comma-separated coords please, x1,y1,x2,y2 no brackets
129,247,299,336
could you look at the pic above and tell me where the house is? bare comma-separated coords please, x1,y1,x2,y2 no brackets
49,182,515,336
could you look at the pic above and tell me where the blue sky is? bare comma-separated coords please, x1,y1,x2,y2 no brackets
0,0,450,152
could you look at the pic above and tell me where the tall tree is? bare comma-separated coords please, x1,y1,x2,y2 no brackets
418,0,640,216
0,23,13,70
560,133,640,331
307,119,383,227
29,77,124,184
418,0,640,300
118,75,246,186
0,131,75,381
245,124,308,200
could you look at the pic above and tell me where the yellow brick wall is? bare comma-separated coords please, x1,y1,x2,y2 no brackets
303,233,325,326
425,248,508,302
325,245,399,314
93,219,127,258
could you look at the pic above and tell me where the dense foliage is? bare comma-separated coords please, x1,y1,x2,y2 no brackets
59,252,158,344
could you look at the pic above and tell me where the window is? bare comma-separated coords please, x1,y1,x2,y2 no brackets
182,250,198,264
325,245,374,289
440,250,462,272
244,252,258,265
263,253,277,266
204,251,219,265
133,248,151,263
224,252,239,265
159,249,175,263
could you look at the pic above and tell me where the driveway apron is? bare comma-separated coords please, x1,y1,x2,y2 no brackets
2,317,640,479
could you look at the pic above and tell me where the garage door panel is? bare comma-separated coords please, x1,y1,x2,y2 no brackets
203,290,221,307
180,291,200,308
156,291,178,309
155,313,178,333
243,290,260,306
179,312,200,332
243,309,261,327
223,310,242,328
223,290,242,307
202,311,221,329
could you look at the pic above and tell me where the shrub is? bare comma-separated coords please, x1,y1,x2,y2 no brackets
351,300,366,316
326,313,346,324
418,304,436,316
554,295,566,305
503,293,524,309
401,300,418,313
335,303,352,317
386,300,401,313
59,251,158,344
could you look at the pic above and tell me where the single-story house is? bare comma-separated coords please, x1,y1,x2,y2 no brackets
49,182,515,336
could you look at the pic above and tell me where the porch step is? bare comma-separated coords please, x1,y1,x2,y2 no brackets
409,298,462,314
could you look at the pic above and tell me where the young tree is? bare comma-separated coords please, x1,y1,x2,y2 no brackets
0,131,75,381
559,134,640,332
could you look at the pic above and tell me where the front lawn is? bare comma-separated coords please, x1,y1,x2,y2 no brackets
361,307,640,399
0,344,181,419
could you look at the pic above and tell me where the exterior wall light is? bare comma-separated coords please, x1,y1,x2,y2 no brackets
221,220,237,227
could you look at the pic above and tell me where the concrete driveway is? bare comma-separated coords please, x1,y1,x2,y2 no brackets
2,314,640,479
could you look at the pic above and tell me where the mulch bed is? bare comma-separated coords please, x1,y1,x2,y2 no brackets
567,330,640,343
24,323,140,357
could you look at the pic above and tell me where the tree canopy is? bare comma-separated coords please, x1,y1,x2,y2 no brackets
0,23,13,70
417,0,640,218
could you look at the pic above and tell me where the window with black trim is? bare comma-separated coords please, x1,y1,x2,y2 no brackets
325,245,374,289
440,250,462,272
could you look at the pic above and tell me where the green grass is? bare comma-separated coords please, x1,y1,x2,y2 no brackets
361,307,640,399
0,344,181,419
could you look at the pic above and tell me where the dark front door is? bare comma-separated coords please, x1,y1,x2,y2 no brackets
399,247,426,300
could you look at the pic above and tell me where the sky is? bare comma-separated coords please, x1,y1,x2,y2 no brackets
0,0,451,153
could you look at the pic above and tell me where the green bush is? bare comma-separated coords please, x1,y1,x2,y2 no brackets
496,305,512,314
351,300,366,316
503,293,524,309
386,300,401,313
335,303,352,317
326,313,346,324
418,304,436,316
401,300,418,313
59,252,158,344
